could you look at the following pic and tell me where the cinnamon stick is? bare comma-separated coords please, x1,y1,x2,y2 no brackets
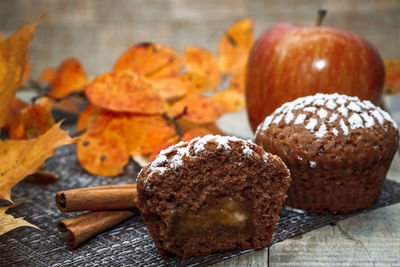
58,209,138,249
56,184,137,212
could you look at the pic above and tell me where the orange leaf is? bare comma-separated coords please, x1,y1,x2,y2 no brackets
185,46,220,90
85,70,168,114
0,122,75,201
105,114,168,156
39,67,57,83
3,98,28,132
21,60,32,85
114,42,182,77
179,73,214,95
213,89,245,112
76,104,112,135
9,104,55,140
179,119,225,136
76,130,129,177
169,95,225,123
147,55,184,79
140,125,176,154
151,77,188,101
229,63,246,93
218,18,253,74
148,140,178,161
49,58,87,98
0,16,41,129
0,201,39,235
384,59,400,95
182,128,211,142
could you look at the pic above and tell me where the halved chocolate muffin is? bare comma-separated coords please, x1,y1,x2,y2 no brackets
136,135,291,259
255,93,399,214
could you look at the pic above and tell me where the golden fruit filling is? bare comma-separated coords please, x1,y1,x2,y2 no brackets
175,197,248,239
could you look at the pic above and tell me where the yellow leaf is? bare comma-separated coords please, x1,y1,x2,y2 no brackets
213,89,245,112
218,18,253,74
0,122,75,201
384,59,400,95
185,45,220,90
0,200,39,235
0,15,42,129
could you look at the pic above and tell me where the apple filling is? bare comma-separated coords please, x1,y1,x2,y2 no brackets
175,197,248,239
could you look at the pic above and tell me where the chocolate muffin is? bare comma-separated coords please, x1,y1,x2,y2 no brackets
136,135,291,259
255,93,399,214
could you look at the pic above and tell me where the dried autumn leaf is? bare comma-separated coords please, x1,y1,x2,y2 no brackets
76,104,112,135
3,98,28,132
9,104,55,140
26,171,58,185
0,201,39,235
0,122,75,201
0,16,41,129
151,77,188,101
148,140,178,161
85,70,168,114
229,63,246,93
213,89,245,112
39,67,57,83
384,59,400,95
218,18,253,74
168,95,225,124
182,128,211,142
179,73,214,95
22,60,32,84
105,114,167,156
140,125,176,155
185,46,220,90
147,55,184,79
114,42,182,77
76,130,130,177
179,119,225,136
48,58,87,98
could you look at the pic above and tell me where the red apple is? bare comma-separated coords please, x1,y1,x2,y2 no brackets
245,23,385,131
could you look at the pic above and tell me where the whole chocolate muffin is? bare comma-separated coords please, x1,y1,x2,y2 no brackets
255,93,399,214
136,135,291,259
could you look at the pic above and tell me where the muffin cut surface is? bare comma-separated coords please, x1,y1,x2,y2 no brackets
136,135,291,259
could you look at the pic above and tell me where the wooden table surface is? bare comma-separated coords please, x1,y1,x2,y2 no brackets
213,110,400,267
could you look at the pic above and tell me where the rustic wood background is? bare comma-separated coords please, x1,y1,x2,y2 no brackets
0,0,399,79
1,0,400,266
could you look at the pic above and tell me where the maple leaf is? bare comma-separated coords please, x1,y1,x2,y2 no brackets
218,18,253,74
0,122,75,202
0,16,42,129
0,201,39,235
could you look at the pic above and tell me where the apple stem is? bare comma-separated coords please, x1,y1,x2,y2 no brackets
316,9,327,26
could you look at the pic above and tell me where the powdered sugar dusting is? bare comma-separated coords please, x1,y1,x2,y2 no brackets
348,113,364,129
328,113,338,123
256,93,397,140
303,107,317,113
315,123,327,139
294,114,307,125
347,102,361,112
317,108,328,119
326,99,337,110
143,135,264,182
339,119,349,135
309,161,316,168
305,118,318,132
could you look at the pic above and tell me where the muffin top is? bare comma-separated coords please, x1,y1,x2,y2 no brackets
256,93,397,138
138,135,273,184
255,93,399,169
